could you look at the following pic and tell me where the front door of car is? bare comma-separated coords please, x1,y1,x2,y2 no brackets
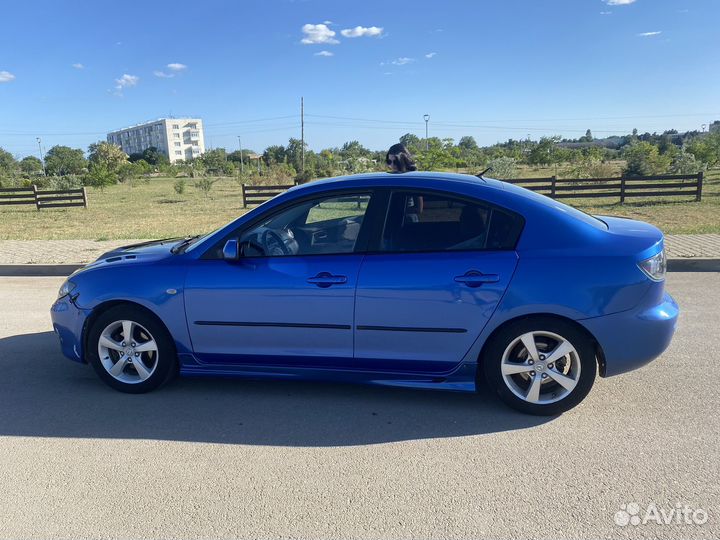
354,190,523,374
184,192,375,368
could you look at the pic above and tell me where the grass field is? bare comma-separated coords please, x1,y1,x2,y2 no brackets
0,168,718,240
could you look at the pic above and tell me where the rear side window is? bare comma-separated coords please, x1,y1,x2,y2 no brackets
379,191,523,253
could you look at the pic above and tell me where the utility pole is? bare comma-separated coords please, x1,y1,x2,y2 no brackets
36,137,46,176
237,135,244,175
301,96,305,174
423,114,430,151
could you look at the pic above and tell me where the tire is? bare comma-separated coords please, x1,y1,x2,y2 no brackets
482,317,596,415
86,304,177,394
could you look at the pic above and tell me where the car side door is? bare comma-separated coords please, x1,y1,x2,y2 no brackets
184,191,378,369
353,189,523,374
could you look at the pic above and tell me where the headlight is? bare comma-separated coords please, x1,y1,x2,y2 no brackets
58,281,77,299
638,249,666,281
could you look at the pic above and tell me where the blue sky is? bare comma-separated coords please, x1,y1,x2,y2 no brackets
1,0,718,158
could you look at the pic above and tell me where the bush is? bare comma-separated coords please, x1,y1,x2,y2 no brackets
568,156,615,179
622,142,671,177
670,148,705,175
173,179,186,195
84,163,118,191
484,157,518,179
194,178,216,197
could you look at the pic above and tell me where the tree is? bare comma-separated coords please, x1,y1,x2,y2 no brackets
201,148,234,175
84,162,116,190
339,140,371,159
686,132,720,168
263,145,287,166
0,147,17,175
132,146,169,166
622,142,672,177
669,148,704,175
528,136,561,166
44,145,86,176
399,133,422,155
579,129,594,143
286,138,308,173
19,156,43,176
88,141,128,173
458,136,479,152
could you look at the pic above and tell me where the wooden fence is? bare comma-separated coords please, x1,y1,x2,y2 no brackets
240,183,295,208
0,186,88,210
503,172,703,204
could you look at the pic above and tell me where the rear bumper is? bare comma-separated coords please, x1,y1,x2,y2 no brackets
580,293,678,377
50,296,89,363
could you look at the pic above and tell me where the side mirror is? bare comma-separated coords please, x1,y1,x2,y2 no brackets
222,239,240,261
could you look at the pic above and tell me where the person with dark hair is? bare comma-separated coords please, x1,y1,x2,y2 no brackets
386,143,422,220
386,143,417,173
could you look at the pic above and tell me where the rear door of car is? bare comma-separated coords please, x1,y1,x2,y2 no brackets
353,189,523,374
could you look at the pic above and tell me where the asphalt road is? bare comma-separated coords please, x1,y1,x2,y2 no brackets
0,274,718,539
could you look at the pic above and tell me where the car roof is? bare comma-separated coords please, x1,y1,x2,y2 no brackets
287,171,507,194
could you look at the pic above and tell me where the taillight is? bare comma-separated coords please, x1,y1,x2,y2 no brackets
638,249,667,281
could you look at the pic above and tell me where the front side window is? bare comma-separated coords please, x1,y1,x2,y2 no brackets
239,193,372,257
380,191,523,253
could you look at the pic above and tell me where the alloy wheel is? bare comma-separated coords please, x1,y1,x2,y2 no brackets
500,331,581,405
97,320,159,384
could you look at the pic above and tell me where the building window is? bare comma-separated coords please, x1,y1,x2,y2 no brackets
175,151,182,155
174,142,181,147
172,124,179,129
174,133,180,138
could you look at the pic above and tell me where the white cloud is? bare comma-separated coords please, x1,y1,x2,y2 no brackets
72,63,84,69
314,50,334,57
340,26,384,38
638,31,662,37
301,23,339,45
391,57,415,66
425,52,437,59
0,70,16,82
605,0,636,5
154,63,188,78
599,11,612,15
114,73,139,92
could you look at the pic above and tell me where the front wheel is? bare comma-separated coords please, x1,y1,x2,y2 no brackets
482,318,597,415
86,305,177,393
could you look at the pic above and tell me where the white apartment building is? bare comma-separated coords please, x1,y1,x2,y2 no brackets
107,118,205,163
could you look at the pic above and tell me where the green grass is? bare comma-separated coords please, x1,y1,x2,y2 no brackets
0,169,718,241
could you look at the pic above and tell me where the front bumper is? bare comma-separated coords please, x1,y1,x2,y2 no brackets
580,292,679,377
50,296,90,363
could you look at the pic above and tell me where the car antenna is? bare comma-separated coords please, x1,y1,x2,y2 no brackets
476,166,493,179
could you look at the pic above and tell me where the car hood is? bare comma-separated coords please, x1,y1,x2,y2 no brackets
81,238,181,270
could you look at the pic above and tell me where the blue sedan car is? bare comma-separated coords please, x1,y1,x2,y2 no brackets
51,172,678,415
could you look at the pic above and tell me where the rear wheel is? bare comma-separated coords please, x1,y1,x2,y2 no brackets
482,318,596,415
87,305,177,393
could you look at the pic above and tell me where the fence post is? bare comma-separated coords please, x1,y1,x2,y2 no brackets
82,186,89,209
241,183,247,208
620,176,626,205
696,171,703,202
550,176,557,199
32,184,39,211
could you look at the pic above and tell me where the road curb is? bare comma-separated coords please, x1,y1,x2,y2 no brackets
0,264,84,277
667,258,720,272
0,259,718,277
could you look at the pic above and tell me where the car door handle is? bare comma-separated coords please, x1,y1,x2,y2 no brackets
307,272,348,288
454,271,500,287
